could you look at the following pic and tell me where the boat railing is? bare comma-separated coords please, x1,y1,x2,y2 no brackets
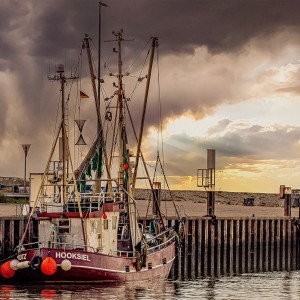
37,179,137,213
38,190,122,213
39,195,64,213
15,241,42,253
16,240,99,253
79,191,122,203
48,241,99,251
144,229,176,254
67,191,122,212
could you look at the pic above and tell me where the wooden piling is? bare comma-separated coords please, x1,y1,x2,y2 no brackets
292,219,297,270
276,219,280,271
265,219,269,272
9,220,14,253
241,219,246,274
258,219,263,272
223,219,228,275
197,219,202,277
253,219,257,273
270,219,275,272
176,219,182,280
216,219,221,277
183,220,189,279
235,219,240,275
209,220,213,276
247,219,251,272
229,219,233,276
191,219,196,280
204,219,209,277
287,218,291,271
282,219,286,271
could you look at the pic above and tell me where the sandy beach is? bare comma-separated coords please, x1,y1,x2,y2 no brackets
0,190,298,218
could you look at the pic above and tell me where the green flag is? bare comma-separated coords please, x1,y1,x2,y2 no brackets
92,152,99,171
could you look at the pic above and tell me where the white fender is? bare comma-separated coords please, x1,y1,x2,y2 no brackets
17,260,30,269
61,259,72,271
10,259,19,271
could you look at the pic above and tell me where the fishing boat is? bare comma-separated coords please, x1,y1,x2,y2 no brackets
0,26,181,283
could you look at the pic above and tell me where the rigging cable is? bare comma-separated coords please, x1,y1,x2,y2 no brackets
127,44,151,101
91,38,113,103
74,47,84,168
63,46,84,168
124,38,151,76
91,38,114,75
51,91,62,152
155,45,168,216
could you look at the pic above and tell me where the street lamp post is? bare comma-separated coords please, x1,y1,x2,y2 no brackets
22,144,31,193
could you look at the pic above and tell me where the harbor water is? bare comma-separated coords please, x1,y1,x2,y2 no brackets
1,271,300,299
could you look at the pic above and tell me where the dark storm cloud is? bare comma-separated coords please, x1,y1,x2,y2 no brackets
148,0,300,55
2,0,300,179
0,1,30,70
3,0,300,62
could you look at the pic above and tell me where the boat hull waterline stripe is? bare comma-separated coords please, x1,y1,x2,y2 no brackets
56,256,175,274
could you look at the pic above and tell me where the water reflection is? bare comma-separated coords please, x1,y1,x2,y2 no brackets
1,271,300,299
40,289,56,299
0,286,15,300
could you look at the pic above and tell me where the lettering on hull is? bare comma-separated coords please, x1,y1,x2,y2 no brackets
55,252,91,261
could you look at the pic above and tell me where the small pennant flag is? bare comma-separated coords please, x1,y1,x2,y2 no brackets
80,91,89,99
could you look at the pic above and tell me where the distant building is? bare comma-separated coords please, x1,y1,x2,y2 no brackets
0,176,28,193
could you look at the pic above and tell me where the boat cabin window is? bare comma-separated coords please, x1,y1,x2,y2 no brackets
104,219,109,230
112,216,117,230
58,219,70,234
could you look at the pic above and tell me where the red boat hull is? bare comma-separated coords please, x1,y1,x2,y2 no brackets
9,242,176,283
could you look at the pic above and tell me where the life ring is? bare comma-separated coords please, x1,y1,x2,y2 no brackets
30,256,42,270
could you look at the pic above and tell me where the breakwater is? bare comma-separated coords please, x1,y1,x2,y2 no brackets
168,217,299,279
1,216,299,278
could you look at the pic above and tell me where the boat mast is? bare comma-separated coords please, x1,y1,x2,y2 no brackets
131,37,158,195
115,30,125,191
59,66,67,204
107,30,141,247
48,65,78,203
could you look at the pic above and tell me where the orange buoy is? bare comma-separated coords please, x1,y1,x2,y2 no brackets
1,261,16,278
41,257,57,276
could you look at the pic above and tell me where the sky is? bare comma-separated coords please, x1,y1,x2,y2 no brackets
2,0,300,193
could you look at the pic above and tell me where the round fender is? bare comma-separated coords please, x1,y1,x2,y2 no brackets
30,256,42,271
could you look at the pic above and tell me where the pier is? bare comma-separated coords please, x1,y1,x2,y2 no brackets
1,213,299,279
168,217,299,279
